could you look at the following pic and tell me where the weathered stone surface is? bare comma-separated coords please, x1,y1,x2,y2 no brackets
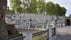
7,24,18,34
56,27,71,40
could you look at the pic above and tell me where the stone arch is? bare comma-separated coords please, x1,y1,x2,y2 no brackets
66,19,70,26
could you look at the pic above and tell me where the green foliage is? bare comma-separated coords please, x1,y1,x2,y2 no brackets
29,0,37,13
9,0,66,16
14,6,22,13
37,0,45,14
6,7,14,14
54,3,61,15
60,7,66,16
10,0,22,13
46,2,55,15
9,0,45,14
46,2,66,16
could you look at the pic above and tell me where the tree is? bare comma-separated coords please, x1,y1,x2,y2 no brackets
9,0,66,15
9,0,45,14
60,7,66,16
10,0,32,13
46,2,66,16
22,0,31,13
10,0,22,13
46,2,55,15
54,3,61,16
6,7,14,14
29,0,37,13
37,0,45,14
0,0,8,40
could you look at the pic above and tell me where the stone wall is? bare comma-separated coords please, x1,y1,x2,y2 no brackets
7,24,18,34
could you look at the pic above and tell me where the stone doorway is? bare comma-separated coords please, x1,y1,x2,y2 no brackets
66,19,70,26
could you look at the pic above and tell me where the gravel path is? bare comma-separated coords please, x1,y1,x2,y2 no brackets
56,26,71,40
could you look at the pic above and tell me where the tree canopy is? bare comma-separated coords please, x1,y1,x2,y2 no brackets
8,0,66,16
10,0,22,13
46,2,55,15
46,2,66,16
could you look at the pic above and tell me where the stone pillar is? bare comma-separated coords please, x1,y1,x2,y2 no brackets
23,31,32,40
48,26,52,40
42,25,44,29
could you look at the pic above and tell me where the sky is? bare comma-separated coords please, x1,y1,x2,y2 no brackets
45,0,71,17
7,0,71,17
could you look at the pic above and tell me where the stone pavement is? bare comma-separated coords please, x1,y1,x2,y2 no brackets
56,26,71,40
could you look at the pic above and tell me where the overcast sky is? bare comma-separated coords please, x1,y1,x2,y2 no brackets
7,0,71,16
45,0,71,16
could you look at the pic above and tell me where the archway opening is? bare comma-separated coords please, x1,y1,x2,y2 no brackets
66,19,70,26
8,30,11,35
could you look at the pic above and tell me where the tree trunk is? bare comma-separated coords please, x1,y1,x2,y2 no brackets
0,0,8,40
